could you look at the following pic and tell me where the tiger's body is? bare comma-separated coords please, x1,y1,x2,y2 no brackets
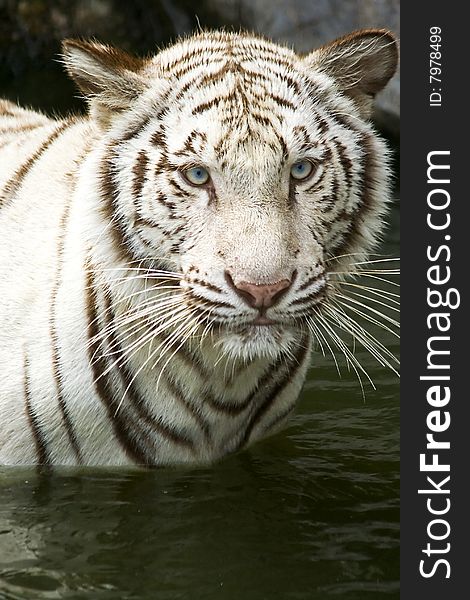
0,30,398,466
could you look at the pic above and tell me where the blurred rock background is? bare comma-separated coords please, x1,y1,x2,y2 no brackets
0,0,399,136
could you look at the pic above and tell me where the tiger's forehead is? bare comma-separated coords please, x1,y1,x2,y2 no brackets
147,31,314,111
153,31,299,75
146,33,330,159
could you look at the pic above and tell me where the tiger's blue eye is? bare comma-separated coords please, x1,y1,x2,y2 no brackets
183,166,210,186
290,160,314,181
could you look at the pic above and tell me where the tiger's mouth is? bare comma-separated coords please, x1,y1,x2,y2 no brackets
182,273,328,342
216,318,301,360
243,290,327,329
250,315,277,326
233,314,302,334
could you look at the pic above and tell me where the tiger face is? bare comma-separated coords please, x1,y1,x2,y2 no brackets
63,30,397,361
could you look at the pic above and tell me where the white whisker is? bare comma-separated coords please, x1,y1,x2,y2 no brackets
339,289,400,312
335,293,400,328
307,316,341,376
324,303,399,374
338,281,400,300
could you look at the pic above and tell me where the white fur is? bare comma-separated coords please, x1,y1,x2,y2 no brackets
0,30,397,465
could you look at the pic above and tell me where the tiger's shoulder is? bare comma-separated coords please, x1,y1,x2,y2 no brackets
0,99,56,152
0,100,95,208
0,99,52,131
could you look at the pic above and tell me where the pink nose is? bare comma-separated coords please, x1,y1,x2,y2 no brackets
225,271,294,309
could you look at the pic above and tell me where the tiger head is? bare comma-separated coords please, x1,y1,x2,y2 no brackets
63,30,398,361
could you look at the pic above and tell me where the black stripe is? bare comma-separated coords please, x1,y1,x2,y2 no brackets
174,130,199,156
171,47,298,100
150,128,167,148
99,152,137,264
185,64,233,90
293,125,313,153
155,193,178,214
24,350,51,466
0,121,70,210
174,76,201,100
305,79,337,111
162,374,212,445
315,194,335,211
298,271,325,292
171,57,225,80
237,338,310,449
239,49,295,71
120,114,153,143
326,176,340,214
188,278,223,294
288,308,321,321
261,405,296,436
290,289,326,308
100,120,170,264
192,97,221,115
50,199,83,464
304,167,328,195
329,133,377,258
206,391,253,417
100,281,197,454
134,215,162,228
284,75,302,95
306,220,323,250
186,292,235,312
269,94,296,111
132,150,149,200
334,138,354,193
85,265,154,465
309,98,364,146
117,359,197,452
172,340,210,383
251,111,278,127
276,133,289,162
207,360,279,417
316,116,329,137
247,89,296,111
169,178,187,197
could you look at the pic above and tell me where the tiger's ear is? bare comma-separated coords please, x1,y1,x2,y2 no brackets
305,29,398,119
62,39,146,127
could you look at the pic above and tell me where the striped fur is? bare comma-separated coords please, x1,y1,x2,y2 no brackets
0,30,398,466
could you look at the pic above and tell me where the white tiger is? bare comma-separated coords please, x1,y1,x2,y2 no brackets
0,29,398,466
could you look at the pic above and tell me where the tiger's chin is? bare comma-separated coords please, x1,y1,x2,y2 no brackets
214,323,301,362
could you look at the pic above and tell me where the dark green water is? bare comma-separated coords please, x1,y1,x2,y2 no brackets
0,210,399,600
